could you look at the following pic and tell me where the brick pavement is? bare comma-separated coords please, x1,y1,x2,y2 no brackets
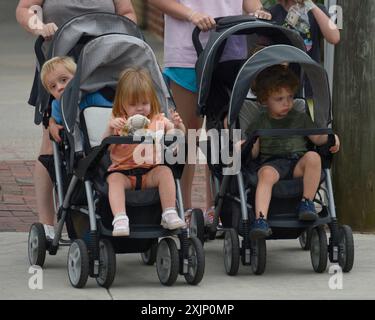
0,160,207,232
0,161,37,231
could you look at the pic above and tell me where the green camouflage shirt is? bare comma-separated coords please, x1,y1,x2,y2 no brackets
245,108,316,161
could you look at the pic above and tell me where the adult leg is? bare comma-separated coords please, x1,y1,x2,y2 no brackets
169,81,201,209
293,151,321,200
255,166,280,219
35,127,54,226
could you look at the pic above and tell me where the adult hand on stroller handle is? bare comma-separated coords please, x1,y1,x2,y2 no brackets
34,22,58,40
188,11,216,32
192,15,259,56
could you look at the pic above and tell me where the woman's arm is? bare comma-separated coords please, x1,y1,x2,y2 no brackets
310,4,340,44
148,0,194,21
148,0,216,31
243,0,272,20
114,0,137,23
16,0,58,38
16,0,43,33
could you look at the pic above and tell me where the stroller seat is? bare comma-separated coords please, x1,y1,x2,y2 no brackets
243,168,325,199
80,106,164,233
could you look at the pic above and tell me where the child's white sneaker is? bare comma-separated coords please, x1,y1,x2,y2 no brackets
161,209,186,230
112,214,129,237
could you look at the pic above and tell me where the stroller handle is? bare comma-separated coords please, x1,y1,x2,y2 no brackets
192,15,258,57
34,36,46,67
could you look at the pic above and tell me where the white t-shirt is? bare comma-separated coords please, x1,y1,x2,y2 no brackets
164,0,245,68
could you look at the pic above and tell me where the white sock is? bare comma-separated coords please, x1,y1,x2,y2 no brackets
162,207,177,216
43,224,55,239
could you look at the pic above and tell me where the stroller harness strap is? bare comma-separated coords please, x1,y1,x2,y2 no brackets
121,167,154,190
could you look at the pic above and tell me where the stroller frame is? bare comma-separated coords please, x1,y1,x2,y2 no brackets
191,16,354,275
27,13,205,288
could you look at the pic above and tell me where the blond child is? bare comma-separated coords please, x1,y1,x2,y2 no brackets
40,56,112,238
103,67,186,236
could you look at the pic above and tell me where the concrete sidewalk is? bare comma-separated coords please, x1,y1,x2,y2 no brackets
1,232,374,300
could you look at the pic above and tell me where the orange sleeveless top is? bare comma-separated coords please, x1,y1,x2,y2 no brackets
108,114,171,171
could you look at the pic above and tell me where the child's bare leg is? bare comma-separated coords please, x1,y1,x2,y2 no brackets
35,128,55,238
293,151,321,200
144,165,186,229
107,173,131,236
144,166,176,209
255,166,280,219
107,173,131,215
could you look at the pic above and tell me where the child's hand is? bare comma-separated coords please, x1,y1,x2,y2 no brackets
49,121,64,143
170,110,183,127
110,117,126,130
329,134,340,153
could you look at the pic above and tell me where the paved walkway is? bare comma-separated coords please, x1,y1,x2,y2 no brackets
0,161,37,232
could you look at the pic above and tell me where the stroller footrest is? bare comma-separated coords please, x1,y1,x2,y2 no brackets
100,223,180,238
268,215,331,229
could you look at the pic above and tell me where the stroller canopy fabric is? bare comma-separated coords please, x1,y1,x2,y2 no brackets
39,12,143,117
196,17,305,114
228,45,331,128
61,33,170,133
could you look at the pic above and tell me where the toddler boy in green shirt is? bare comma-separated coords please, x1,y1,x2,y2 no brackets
245,65,340,239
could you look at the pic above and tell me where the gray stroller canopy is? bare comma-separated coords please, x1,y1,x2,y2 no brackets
61,33,170,134
39,12,142,116
228,45,331,128
196,18,306,113
49,12,143,57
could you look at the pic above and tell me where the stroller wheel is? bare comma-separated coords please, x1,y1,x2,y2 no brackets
338,225,354,272
250,238,267,275
189,209,205,246
28,223,47,267
156,238,179,286
310,226,328,273
183,237,205,285
223,229,240,276
67,239,89,288
141,239,158,265
96,239,116,288
298,229,312,250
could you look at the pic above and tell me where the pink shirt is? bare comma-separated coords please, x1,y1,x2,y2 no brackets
164,0,246,68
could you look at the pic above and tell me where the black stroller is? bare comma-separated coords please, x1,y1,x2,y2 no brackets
192,15,354,275
27,13,205,288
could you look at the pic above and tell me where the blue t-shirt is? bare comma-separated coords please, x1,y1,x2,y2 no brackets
51,91,112,124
